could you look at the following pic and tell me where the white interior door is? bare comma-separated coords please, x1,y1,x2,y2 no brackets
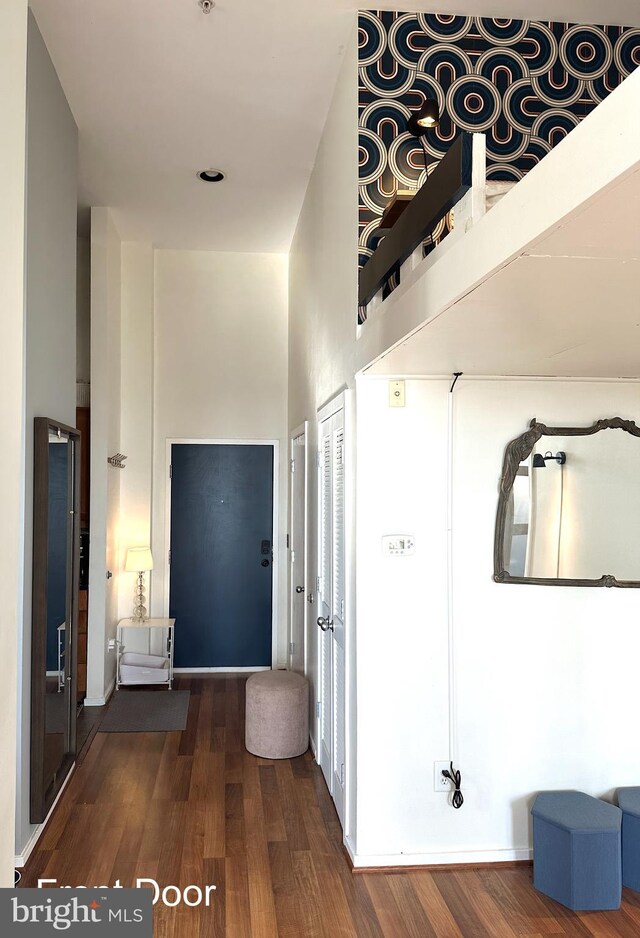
289,425,307,673
317,403,346,827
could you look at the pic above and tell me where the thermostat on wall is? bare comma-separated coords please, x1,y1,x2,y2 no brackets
382,535,415,556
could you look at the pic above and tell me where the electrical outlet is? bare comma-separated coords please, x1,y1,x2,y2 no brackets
434,761,452,792
108,638,116,652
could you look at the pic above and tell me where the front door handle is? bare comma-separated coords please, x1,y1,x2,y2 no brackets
317,616,334,632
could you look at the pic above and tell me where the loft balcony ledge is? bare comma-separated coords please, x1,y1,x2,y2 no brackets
358,132,474,310
355,67,640,378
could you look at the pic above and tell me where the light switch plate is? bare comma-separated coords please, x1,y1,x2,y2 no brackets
389,380,405,407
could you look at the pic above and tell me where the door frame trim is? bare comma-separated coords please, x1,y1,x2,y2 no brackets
289,420,308,674
164,438,280,668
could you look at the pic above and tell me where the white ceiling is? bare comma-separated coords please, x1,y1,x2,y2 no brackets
29,0,640,253
366,166,640,378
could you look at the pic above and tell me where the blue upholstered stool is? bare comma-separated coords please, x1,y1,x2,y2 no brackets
616,787,640,891
531,791,622,911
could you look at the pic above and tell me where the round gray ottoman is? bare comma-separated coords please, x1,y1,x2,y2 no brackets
245,670,309,759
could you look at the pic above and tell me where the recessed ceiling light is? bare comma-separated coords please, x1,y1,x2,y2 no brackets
197,169,225,183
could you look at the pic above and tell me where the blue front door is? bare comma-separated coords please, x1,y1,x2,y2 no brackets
169,443,274,668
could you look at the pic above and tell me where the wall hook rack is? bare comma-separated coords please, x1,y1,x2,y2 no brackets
107,453,127,469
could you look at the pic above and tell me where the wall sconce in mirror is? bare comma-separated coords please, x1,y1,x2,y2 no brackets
494,417,640,588
532,451,566,468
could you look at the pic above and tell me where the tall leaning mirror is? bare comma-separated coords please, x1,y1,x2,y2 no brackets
494,417,640,588
31,417,81,822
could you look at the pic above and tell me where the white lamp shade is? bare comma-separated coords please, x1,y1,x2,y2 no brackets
125,547,154,572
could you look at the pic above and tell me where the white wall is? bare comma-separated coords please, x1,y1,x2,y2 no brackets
15,11,78,861
288,28,358,770
355,376,640,864
0,0,28,885
76,236,91,384
288,33,358,431
355,377,449,861
87,208,122,703
118,242,154,620
151,249,289,663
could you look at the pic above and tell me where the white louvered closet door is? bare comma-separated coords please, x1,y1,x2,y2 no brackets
318,421,333,791
317,405,346,828
331,422,346,825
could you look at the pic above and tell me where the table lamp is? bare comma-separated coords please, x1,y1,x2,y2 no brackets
124,547,154,621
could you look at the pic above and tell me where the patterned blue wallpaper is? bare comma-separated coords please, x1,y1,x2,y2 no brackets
358,12,640,297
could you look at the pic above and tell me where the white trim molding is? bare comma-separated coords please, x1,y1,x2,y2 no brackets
83,676,115,708
289,420,308,675
350,847,533,869
14,766,76,868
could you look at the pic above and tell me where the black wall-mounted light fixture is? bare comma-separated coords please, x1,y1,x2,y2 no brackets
533,451,567,468
407,98,440,173
407,98,440,137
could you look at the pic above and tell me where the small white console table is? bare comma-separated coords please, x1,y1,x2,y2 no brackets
116,617,176,690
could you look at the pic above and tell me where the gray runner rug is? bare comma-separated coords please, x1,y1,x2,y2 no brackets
100,690,190,733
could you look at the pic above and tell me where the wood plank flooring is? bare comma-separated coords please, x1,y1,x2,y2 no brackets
20,675,640,936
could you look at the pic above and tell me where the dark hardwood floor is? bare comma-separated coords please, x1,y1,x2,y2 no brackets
20,675,640,936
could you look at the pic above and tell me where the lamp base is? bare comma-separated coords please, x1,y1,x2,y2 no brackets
132,570,148,622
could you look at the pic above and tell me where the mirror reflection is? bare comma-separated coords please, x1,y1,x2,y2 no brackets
502,428,640,582
44,429,71,795
32,416,80,822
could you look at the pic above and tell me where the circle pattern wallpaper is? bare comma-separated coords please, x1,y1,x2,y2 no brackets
358,11,640,319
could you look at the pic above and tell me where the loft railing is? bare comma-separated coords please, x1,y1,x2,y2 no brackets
358,131,473,309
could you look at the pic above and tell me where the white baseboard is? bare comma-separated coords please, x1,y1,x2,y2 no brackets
344,834,357,865
350,847,532,869
84,676,115,707
309,735,317,759
15,765,76,868
173,666,271,674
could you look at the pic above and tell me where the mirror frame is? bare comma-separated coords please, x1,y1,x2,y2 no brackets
31,416,81,822
494,416,640,588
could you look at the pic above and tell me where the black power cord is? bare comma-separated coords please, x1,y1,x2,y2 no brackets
449,371,463,393
419,134,430,174
441,762,464,809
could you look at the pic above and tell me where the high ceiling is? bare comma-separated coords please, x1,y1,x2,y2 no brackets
30,1,640,253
